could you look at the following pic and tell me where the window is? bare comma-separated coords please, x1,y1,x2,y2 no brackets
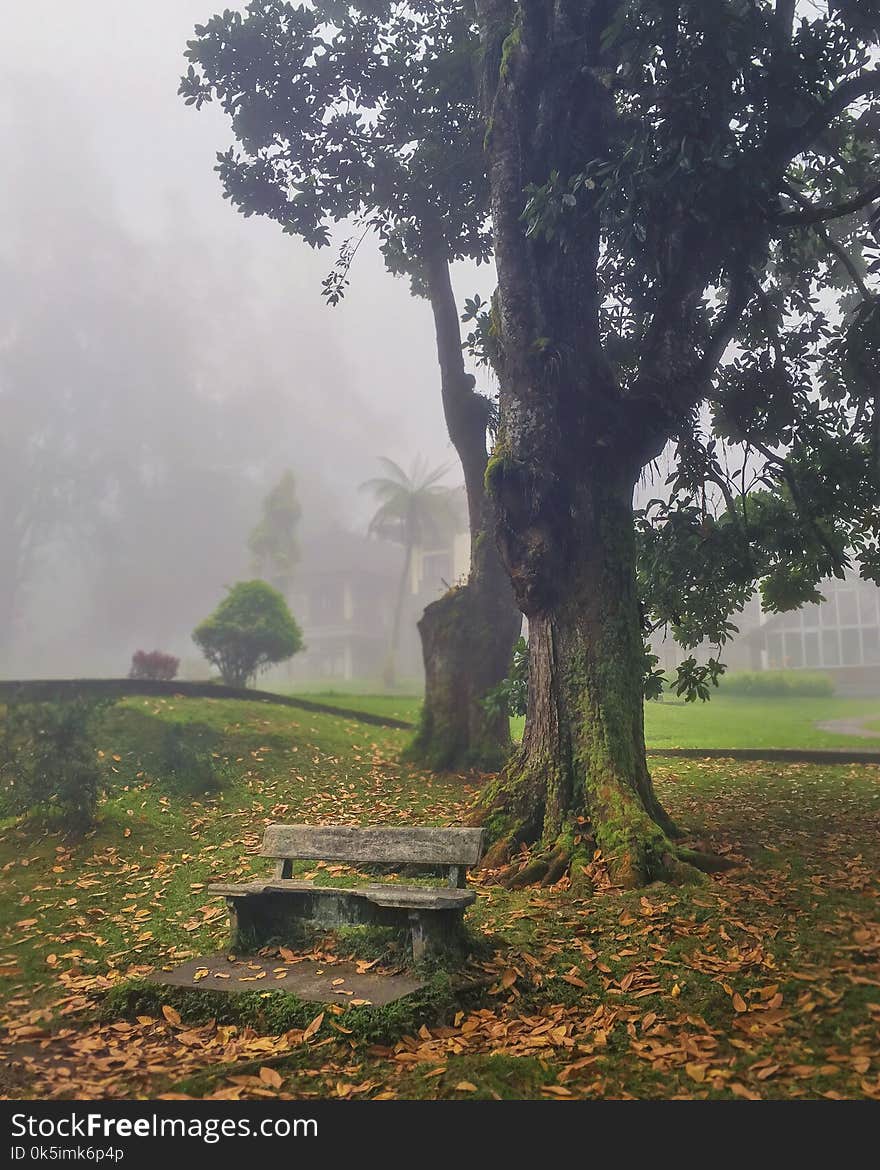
784,632,804,668
313,581,344,622
766,633,783,668
802,603,820,629
863,627,880,665
821,628,840,666
837,590,858,626
820,598,838,627
858,589,878,627
841,627,862,665
804,631,820,667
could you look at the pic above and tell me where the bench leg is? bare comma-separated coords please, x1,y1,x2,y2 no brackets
409,911,428,963
408,910,467,964
225,897,259,953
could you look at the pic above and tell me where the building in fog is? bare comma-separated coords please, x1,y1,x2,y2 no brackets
282,526,470,684
749,573,880,693
650,573,880,695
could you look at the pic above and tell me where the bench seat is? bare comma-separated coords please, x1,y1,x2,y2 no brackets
207,823,484,962
208,879,476,911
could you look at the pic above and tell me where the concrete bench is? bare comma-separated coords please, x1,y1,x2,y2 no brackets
208,824,484,962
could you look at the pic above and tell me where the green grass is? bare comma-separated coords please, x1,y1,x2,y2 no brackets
285,690,423,724
278,687,880,752
2,693,880,1101
507,693,880,750
644,693,880,750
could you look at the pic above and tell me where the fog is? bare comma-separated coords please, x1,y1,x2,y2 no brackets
0,1,493,678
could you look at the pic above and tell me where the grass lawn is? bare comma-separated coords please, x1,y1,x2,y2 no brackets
285,690,424,725
1,694,879,1101
644,693,880,750
283,688,880,751
507,693,880,751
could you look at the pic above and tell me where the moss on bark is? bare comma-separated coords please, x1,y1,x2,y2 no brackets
469,477,712,889
407,578,520,773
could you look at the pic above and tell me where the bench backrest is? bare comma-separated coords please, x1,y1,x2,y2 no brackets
262,824,484,867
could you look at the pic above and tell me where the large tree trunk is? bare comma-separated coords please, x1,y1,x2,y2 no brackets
476,468,692,887
412,529,521,772
470,0,703,885
407,241,521,771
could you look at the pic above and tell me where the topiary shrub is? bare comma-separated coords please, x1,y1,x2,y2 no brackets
193,579,303,687
129,649,180,681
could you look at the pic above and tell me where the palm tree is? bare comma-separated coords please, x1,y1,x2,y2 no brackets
362,457,462,687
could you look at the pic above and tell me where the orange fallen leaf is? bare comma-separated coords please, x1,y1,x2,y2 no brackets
302,1012,324,1042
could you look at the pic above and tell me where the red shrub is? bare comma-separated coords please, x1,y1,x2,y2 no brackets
129,650,180,681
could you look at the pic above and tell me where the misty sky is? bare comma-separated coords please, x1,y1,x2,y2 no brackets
2,0,494,482
0,1,497,676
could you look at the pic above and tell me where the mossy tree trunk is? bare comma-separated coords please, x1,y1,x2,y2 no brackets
471,1,710,884
407,240,521,771
476,467,693,886
413,534,521,772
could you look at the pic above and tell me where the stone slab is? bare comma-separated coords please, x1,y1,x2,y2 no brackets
146,953,425,1007
208,879,475,910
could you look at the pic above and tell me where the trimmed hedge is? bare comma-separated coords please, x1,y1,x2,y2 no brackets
717,670,834,697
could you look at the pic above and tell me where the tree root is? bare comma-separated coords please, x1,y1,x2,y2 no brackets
503,856,551,889
541,848,571,887
482,834,736,892
466,749,736,890
675,846,738,874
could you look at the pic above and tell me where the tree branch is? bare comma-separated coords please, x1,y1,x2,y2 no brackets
779,182,874,299
720,426,844,569
781,69,880,160
772,180,880,226
773,0,796,46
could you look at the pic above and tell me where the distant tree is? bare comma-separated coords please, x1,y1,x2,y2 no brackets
128,650,180,682
363,458,461,688
193,580,303,687
181,0,522,770
249,470,301,598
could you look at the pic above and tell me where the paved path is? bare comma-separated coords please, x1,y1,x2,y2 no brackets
815,716,880,739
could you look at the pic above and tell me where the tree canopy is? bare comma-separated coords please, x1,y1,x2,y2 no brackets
362,456,462,551
180,0,489,288
470,0,880,686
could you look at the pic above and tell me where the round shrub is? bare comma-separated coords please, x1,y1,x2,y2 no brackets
192,579,303,687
